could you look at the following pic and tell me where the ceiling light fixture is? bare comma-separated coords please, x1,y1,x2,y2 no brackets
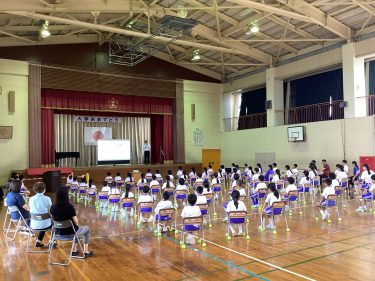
191,49,200,61
127,20,134,28
245,22,259,35
40,20,50,38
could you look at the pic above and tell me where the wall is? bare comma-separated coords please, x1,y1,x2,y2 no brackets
183,80,222,163
220,116,375,169
0,59,29,184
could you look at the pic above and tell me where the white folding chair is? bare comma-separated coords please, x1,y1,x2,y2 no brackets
5,205,30,241
27,213,52,254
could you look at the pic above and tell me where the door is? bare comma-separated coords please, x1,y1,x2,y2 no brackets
202,149,221,171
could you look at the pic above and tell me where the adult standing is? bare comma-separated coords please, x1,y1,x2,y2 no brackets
320,159,330,184
143,140,151,165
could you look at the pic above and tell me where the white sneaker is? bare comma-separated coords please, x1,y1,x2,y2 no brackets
322,212,328,220
363,206,368,211
355,206,364,212
238,232,244,236
186,234,195,245
266,224,274,230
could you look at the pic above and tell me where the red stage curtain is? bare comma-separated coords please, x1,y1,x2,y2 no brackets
41,88,173,115
151,115,163,164
41,109,55,166
163,115,173,160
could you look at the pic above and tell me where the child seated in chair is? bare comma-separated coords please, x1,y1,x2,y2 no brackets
105,172,113,183
124,172,134,183
250,175,266,208
181,194,201,245
234,181,246,197
162,175,175,190
226,190,247,236
115,172,122,182
150,175,160,200
202,182,212,195
195,173,204,186
121,184,135,216
356,174,375,213
259,183,281,230
316,177,335,220
283,177,298,211
155,191,174,232
231,173,240,189
138,186,153,222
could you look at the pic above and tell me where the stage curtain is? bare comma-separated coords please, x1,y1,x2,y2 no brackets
163,115,173,160
42,88,173,115
54,114,150,166
41,109,55,167
151,115,163,164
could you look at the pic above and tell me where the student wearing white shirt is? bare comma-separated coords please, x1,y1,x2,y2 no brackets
256,163,262,174
67,174,74,185
299,171,310,190
195,186,207,204
138,186,153,222
356,174,375,212
149,175,160,200
272,169,281,183
162,175,175,189
231,174,240,189
211,173,222,185
225,190,247,236
361,164,375,185
272,163,278,172
207,165,214,177
155,170,162,180
259,183,281,230
121,184,135,216
145,169,153,178
316,178,336,220
181,171,189,181
189,168,197,179
101,182,111,193
105,172,113,183
88,179,96,190
137,173,148,186
283,177,297,212
143,140,151,165
176,167,183,179
154,191,174,232
114,173,122,182
202,182,212,195
202,168,209,181
124,172,134,183
109,186,121,195
176,177,188,191
285,165,293,178
252,168,260,181
342,160,349,174
167,170,174,181
195,173,204,186
308,165,318,181
181,194,202,245
329,173,340,188
250,175,266,208
292,164,299,176
335,165,348,183
79,177,88,188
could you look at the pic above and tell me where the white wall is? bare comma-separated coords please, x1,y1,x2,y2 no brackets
183,80,222,163
220,116,375,169
0,59,29,184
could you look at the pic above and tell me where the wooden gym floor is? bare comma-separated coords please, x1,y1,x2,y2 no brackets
1,196,375,281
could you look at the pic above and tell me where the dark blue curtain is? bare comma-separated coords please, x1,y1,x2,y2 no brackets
369,61,375,95
239,87,266,116
290,69,343,107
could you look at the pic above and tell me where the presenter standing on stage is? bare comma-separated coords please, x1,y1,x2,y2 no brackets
143,140,151,165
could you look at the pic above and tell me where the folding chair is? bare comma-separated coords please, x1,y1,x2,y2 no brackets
3,207,11,231
5,205,30,241
155,208,177,236
97,191,109,209
121,197,136,217
69,184,78,197
225,211,250,240
77,186,87,203
257,188,268,208
27,213,51,253
197,203,212,228
299,182,311,204
270,201,289,234
137,184,148,198
180,216,205,249
325,194,341,223
150,184,161,201
87,188,96,205
340,178,349,199
312,176,321,195
276,180,284,191
164,187,174,198
174,190,188,208
285,190,301,216
137,202,154,225
108,194,121,213
334,186,346,208
116,180,125,188
48,220,85,266
212,183,223,201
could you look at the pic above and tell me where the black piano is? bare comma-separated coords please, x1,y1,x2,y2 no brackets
55,151,80,167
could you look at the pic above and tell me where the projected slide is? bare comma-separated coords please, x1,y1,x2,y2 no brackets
97,139,131,165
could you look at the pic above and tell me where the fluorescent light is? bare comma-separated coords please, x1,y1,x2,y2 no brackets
40,20,50,38
191,49,200,61
250,25,259,33
245,22,259,35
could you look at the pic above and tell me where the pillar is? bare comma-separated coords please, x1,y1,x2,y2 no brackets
266,67,284,127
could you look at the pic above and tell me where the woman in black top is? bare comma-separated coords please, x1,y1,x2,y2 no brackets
50,188,93,257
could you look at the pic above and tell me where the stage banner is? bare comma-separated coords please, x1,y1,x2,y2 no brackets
84,127,112,146
74,115,122,123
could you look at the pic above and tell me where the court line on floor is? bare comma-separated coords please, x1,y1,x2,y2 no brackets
233,240,375,281
176,224,370,281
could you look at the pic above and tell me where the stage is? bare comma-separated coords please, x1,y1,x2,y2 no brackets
17,163,203,188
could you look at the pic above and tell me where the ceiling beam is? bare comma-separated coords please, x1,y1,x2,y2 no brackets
275,0,353,39
351,0,375,16
6,11,245,55
0,29,35,43
226,0,318,24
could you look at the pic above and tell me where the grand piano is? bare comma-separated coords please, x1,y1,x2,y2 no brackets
55,151,80,167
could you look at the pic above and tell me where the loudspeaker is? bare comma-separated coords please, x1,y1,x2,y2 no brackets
191,104,195,121
43,170,61,193
265,100,272,109
8,91,15,113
